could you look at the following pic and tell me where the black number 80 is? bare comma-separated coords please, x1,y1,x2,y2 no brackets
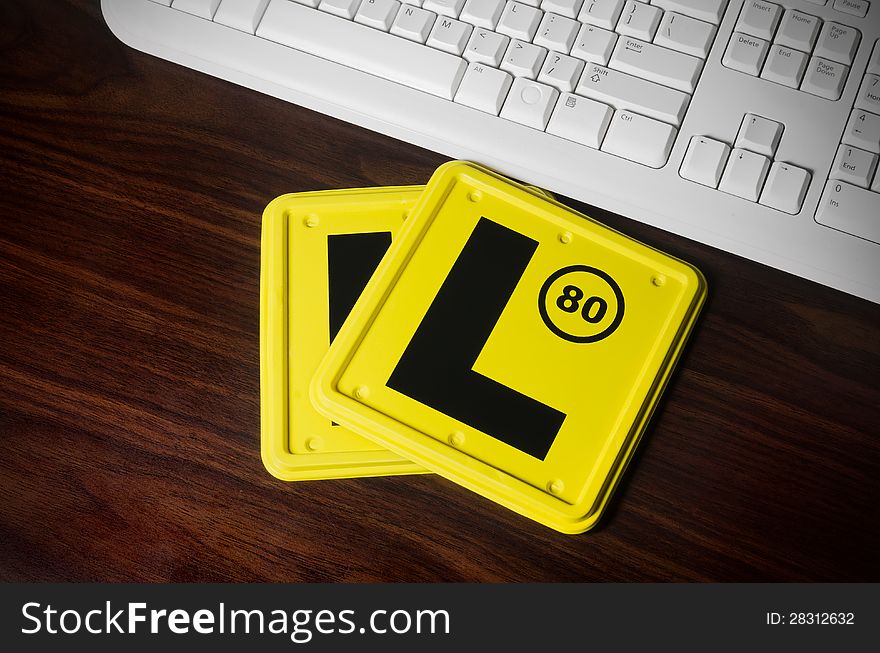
556,285,608,323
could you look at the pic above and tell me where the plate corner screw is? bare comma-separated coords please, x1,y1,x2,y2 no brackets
449,431,465,447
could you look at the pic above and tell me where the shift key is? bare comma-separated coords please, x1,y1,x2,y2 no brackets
576,63,689,125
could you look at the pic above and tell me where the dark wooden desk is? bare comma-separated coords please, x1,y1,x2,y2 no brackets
1,0,878,582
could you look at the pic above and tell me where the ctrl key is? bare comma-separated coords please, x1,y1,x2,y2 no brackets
601,110,677,168
816,179,880,244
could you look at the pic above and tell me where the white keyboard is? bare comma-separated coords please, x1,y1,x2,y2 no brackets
102,0,880,303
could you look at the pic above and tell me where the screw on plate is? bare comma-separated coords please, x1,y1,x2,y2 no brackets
547,479,564,495
305,436,323,451
402,209,410,220
558,231,573,244
354,385,369,400
468,190,482,202
304,214,320,228
651,274,666,287
448,431,465,447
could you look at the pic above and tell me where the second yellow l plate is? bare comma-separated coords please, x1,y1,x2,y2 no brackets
312,162,707,532
261,186,427,480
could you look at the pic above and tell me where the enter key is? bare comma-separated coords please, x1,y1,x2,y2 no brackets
609,36,703,93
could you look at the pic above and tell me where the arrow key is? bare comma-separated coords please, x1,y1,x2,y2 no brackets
759,162,811,214
734,113,783,158
719,148,771,201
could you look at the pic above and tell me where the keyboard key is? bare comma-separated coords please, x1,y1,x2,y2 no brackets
601,109,676,168
774,10,821,52
257,0,468,99
679,135,730,188
800,56,848,100
214,0,271,32
814,22,860,65
735,113,783,158
759,162,811,214
538,52,585,91
424,0,467,17
392,6,437,43
842,109,880,153
832,0,869,17
318,0,361,19
719,148,770,201
497,2,542,40
867,40,880,76
616,0,662,41
650,0,727,24
854,74,880,114
355,0,400,29
609,37,703,94
501,39,547,78
816,179,880,244
454,62,514,113
570,23,617,65
464,28,510,64
576,63,689,125
654,13,716,59
172,0,222,18
546,93,613,147
722,32,770,76
460,0,506,27
578,0,625,30
428,16,473,54
540,0,584,19
830,143,878,188
500,77,559,128
761,44,809,88
534,13,579,52
735,1,782,41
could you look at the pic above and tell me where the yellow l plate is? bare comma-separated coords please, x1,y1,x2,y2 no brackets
260,186,427,480
312,162,707,531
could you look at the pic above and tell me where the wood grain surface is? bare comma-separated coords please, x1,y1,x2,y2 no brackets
1,0,878,582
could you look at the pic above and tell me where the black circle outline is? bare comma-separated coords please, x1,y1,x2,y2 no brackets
538,265,625,343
